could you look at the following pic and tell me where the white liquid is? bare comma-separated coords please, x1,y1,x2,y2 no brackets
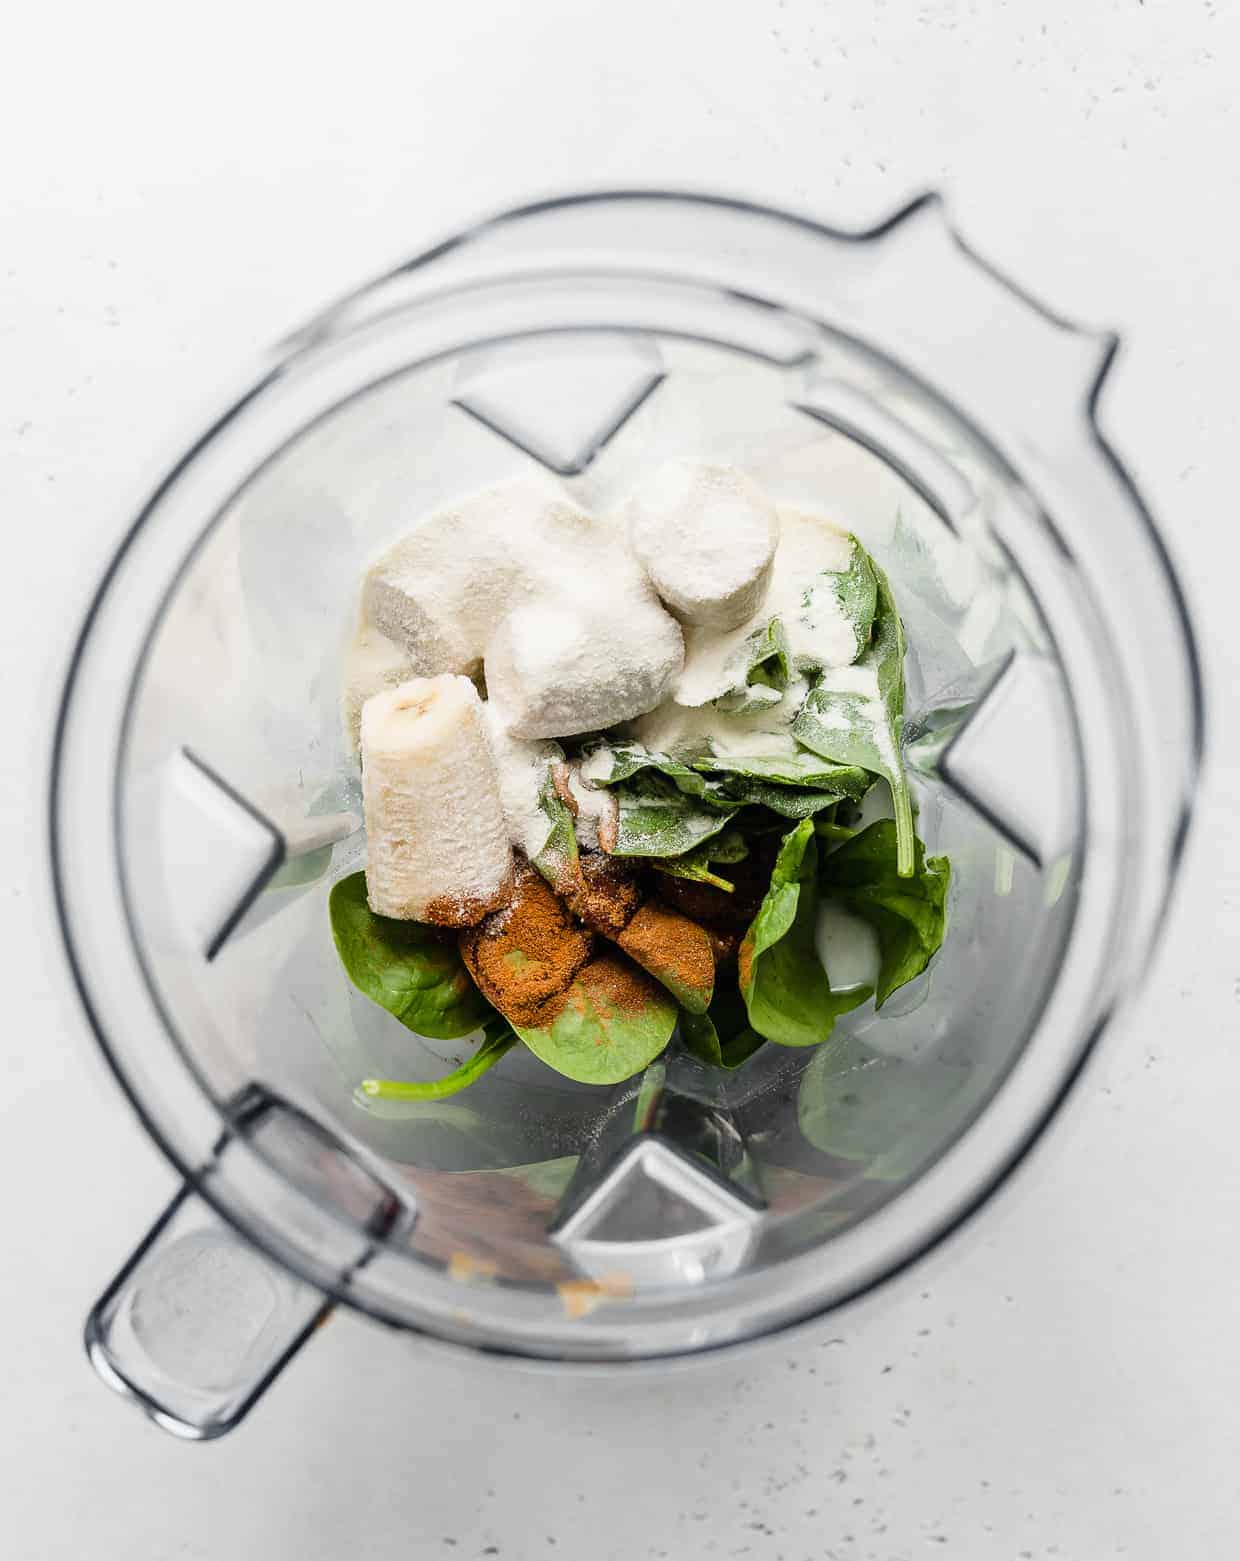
815,900,880,993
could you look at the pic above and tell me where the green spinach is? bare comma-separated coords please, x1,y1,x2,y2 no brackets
329,872,494,1039
610,773,741,858
697,749,872,795
818,819,950,1007
680,983,768,1070
794,538,878,670
358,1021,519,1101
514,953,677,1085
792,567,916,876
650,828,749,892
617,905,715,1015
720,779,854,820
530,766,579,888
738,820,872,1047
584,741,711,793
711,616,792,713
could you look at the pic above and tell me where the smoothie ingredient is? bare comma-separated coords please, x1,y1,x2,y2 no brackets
333,463,951,1096
485,593,682,739
626,460,779,630
608,773,741,859
511,953,678,1086
360,1021,518,1102
738,820,873,1048
361,674,513,925
673,506,858,705
817,819,950,1007
458,862,593,1028
793,567,915,876
615,902,716,1015
360,482,614,675
329,871,495,1039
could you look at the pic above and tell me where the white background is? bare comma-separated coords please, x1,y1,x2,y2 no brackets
4,2,1239,1557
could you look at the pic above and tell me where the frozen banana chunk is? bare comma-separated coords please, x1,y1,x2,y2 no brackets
361,675,513,925
486,595,684,740
626,460,779,630
361,480,610,675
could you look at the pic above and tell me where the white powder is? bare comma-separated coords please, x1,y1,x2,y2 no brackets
817,664,881,698
578,745,618,786
813,662,898,769
631,696,803,761
626,461,780,630
674,505,860,707
481,700,558,860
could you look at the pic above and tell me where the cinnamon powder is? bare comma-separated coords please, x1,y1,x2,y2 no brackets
617,902,714,1007
459,862,592,1026
561,849,643,936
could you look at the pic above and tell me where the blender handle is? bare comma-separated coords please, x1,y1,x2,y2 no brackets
84,1183,332,1441
83,1082,409,1440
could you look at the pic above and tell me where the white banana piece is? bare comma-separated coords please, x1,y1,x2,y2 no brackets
486,593,684,739
361,675,514,925
625,460,779,630
361,480,603,675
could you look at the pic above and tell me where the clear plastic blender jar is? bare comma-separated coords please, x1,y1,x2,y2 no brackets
52,192,1201,1438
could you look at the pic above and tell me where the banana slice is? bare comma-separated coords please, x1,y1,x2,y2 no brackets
361,481,606,675
626,460,779,630
361,675,514,925
485,595,683,739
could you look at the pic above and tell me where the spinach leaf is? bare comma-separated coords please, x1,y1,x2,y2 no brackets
818,819,950,1007
697,749,872,796
514,953,677,1084
649,828,748,892
720,779,852,820
329,872,494,1039
738,820,872,1047
713,684,785,716
711,617,792,713
792,538,878,671
584,741,709,792
797,1030,971,1182
358,1021,519,1101
610,773,741,858
617,903,715,1015
583,741,739,810
792,566,915,876
680,985,768,1070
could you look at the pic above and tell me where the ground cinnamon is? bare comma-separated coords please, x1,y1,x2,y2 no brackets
562,950,662,1021
459,861,592,1026
617,902,714,1010
460,848,720,1031
561,849,643,935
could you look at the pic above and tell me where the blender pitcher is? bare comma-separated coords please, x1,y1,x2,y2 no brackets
53,192,1201,1440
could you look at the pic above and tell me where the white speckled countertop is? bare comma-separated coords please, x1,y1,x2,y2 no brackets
3,2,1238,1556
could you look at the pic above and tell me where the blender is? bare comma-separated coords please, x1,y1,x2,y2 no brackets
51,192,1201,1438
